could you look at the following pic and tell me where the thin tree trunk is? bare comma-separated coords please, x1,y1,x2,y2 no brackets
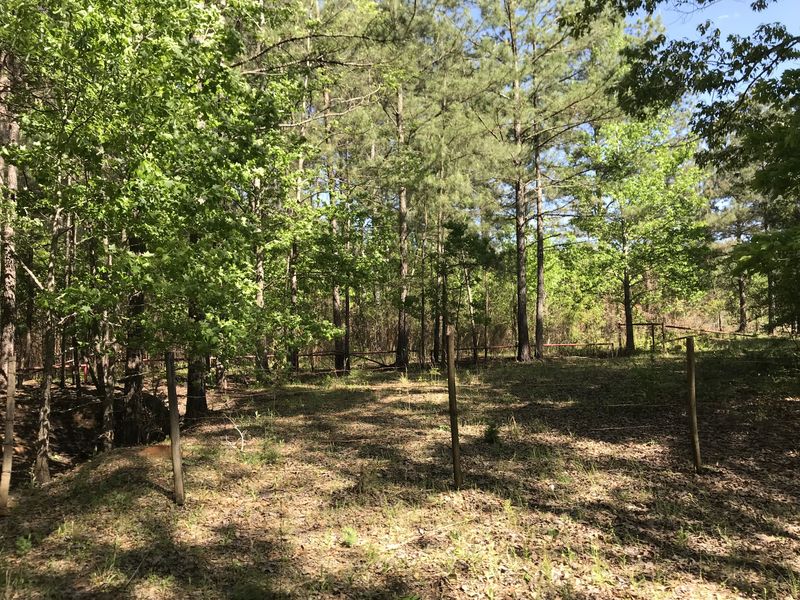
767,273,774,335
433,211,443,364
623,268,635,354
254,233,269,377
121,233,145,444
483,269,490,363
419,209,427,367
395,85,409,368
34,209,63,484
0,61,19,511
507,0,531,362
533,152,545,359
96,237,115,450
737,276,747,333
69,219,80,393
186,292,207,419
23,247,34,371
515,177,531,361
288,240,299,370
464,268,479,365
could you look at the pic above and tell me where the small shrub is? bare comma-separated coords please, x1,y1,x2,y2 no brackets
483,422,501,444
15,534,33,556
341,526,358,547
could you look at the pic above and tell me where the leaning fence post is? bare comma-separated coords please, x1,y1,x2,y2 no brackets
165,351,185,505
686,337,702,473
446,325,464,489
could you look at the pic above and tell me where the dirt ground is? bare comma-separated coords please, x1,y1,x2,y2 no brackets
0,348,798,599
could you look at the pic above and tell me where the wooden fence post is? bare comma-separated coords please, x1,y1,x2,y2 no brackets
446,326,463,489
165,351,185,505
686,337,702,473
0,355,17,515
650,324,656,354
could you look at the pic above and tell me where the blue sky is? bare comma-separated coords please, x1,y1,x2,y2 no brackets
656,0,799,41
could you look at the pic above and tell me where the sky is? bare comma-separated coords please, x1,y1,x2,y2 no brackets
656,0,799,41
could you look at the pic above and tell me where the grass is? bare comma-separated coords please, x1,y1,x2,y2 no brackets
0,342,798,598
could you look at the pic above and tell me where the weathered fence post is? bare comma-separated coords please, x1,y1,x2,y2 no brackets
650,324,656,354
0,355,17,515
686,337,702,473
165,351,185,505
446,326,463,489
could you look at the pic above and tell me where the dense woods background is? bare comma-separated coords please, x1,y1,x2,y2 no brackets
0,0,797,483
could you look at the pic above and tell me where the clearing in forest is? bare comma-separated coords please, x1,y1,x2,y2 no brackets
0,352,798,599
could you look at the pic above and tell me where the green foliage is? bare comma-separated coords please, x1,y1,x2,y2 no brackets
571,118,711,317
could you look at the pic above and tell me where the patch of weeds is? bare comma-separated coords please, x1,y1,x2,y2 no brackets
363,543,381,566
15,534,33,556
675,526,691,548
190,444,222,465
590,544,611,585
507,415,522,441
240,437,281,466
141,573,176,593
483,422,501,444
341,526,358,548
53,519,76,540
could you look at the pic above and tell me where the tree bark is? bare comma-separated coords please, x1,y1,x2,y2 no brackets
533,152,546,359
121,233,145,445
34,209,63,484
96,237,115,451
0,58,19,511
433,211,443,364
464,267,479,365
514,177,531,361
288,240,299,370
623,268,635,354
737,275,747,333
507,0,531,362
395,85,409,368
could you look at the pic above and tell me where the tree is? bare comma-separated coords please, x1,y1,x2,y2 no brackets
572,118,709,353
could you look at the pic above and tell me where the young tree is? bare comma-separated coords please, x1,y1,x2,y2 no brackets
572,119,709,353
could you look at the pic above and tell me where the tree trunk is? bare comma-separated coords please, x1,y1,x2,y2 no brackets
186,352,207,418
0,63,19,511
432,211,443,365
120,233,145,445
96,237,115,451
464,267,479,365
483,269,490,363
515,177,531,361
395,85,409,368
332,276,345,372
623,268,635,354
419,209,428,367
35,209,64,484
254,235,269,378
737,275,747,333
767,272,775,335
507,0,531,362
288,240,299,370
533,153,545,359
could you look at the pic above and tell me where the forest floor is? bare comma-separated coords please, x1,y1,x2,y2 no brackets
0,345,799,599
